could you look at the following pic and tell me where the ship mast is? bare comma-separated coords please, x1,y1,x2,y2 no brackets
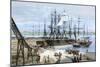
62,10,67,39
78,17,80,35
87,26,88,36
32,24,34,36
44,19,47,38
74,24,77,42
49,13,53,39
83,24,85,37
56,14,61,39
38,23,40,36
53,9,57,39
69,17,72,39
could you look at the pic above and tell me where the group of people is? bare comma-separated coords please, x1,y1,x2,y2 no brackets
72,53,82,62
55,52,62,63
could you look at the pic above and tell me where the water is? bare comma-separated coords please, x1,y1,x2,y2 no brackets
15,34,95,53
23,34,96,53
54,34,96,53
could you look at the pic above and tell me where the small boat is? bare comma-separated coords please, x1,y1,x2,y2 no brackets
78,37,92,47
78,40,92,47
66,49,79,55
73,43,80,47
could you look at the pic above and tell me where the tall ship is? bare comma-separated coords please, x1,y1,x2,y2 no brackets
32,9,92,47
72,17,92,47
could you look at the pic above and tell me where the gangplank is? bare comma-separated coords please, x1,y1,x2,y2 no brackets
11,18,33,65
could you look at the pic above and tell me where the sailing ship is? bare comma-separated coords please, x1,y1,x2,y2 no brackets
73,18,92,47
32,9,92,47
73,24,80,47
77,24,92,47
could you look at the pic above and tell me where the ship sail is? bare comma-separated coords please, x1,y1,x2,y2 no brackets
57,11,69,26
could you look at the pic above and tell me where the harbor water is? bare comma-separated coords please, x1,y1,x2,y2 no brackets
54,34,96,53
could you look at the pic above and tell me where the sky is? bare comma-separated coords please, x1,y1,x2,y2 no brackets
12,1,95,35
